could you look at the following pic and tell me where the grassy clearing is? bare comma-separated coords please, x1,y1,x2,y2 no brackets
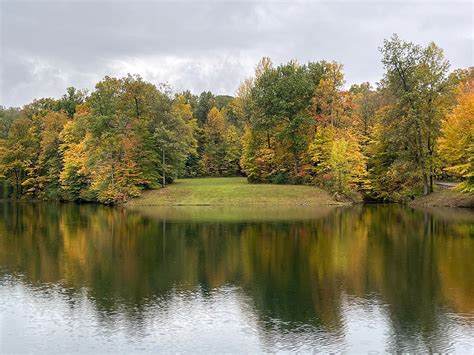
410,187,474,208
127,177,345,206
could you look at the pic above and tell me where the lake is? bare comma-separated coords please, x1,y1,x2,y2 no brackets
0,202,473,352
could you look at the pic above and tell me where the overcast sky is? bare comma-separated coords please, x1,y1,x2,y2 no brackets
0,0,472,107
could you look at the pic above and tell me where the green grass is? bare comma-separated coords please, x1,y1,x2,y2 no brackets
127,177,345,206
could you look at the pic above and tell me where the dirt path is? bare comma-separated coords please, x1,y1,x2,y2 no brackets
434,181,460,188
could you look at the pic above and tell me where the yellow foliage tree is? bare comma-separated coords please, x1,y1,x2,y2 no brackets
438,76,474,191
202,107,240,176
308,126,368,194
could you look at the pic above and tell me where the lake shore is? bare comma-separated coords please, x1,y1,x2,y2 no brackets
126,177,349,206
410,187,474,208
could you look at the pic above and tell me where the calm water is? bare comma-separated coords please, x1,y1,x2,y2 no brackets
0,203,473,353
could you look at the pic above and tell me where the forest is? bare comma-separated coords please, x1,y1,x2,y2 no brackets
0,35,473,204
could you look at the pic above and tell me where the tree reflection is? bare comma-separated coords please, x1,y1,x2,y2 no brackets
0,202,472,350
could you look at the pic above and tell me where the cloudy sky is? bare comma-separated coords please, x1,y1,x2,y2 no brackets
0,0,472,107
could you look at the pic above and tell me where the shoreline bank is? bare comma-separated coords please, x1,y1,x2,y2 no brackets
410,188,474,208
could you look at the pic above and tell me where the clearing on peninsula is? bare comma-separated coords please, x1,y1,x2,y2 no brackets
126,177,345,206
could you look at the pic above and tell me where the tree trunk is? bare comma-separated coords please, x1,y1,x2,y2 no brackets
162,148,166,187
294,155,299,178
423,172,429,195
339,171,342,193
427,127,434,194
14,170,21,198
134,97,140,118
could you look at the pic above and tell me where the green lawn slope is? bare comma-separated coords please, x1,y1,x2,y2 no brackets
127,177,345,206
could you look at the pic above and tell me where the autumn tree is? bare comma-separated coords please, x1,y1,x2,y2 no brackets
35,111,69,198
438,69,474,191
59,106,92,201
77,75,197,203
171,95,200,177
350,83,383,143
194,91,216,126
311,62,347,128
59,87,86,118
0,107,21,139
305,62,369,195
377,35,454,196
250,60,314,181
202,107,240,176
0,116,37,197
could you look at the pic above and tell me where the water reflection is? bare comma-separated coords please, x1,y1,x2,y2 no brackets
0,202,473,352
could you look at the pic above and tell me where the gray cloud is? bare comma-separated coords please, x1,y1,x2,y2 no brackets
1,0,472,107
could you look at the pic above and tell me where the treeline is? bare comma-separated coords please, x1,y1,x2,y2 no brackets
239,36,473,200
0,78,241,203
0,35,473,203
